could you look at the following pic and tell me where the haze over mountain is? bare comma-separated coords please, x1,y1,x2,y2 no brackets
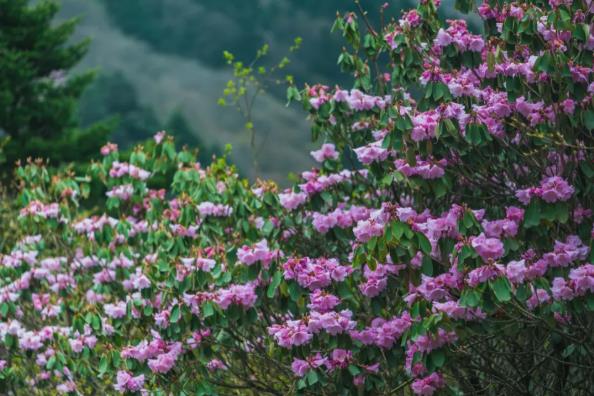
58,0,467,181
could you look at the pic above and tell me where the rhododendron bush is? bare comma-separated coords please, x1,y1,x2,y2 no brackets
1,0,594,395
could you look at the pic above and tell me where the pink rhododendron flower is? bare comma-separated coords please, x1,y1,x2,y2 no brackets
114,371,145,393
471,233,504,261
310,143,339,162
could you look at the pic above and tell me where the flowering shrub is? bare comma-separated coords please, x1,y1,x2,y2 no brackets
1,0,594,395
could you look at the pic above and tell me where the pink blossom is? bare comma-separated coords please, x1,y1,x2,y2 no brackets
310,143,339,162
411,372,445,395
206,359,228,371
154,130,166,144
279,191,308,210
350,312,412,349
214,283,257,310
471,233,504,261
307,290,340,313
353,219,384,242
114,371,145,393
466,265,502,287
538,176,574,203
268,320,313,348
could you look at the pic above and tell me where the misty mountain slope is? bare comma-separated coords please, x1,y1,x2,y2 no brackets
57,0,475,181
58,0,315,181
97,0,405,87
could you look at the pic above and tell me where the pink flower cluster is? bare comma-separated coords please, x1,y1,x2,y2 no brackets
470,233,505,262
405,329,458,374
411,372,445,396
106,184,134,200
268,319,312,348
214,283,258,310
279,191,308,210
197,202,233,217
551,264,594,301
307,290,340,313
407,270,462,304
359,263,404,298
466,265,502,287
114,371,145,393
331,88,390,111
432,301,485,321
176,257,216,281
282,257,352,290
394,157,447,179
19,201,59,219
311,205,369,234
308,309,356,335
516,176,574,204
433,19,484,52
310,143,339,162
350,312,413,349
291,349,355,377
298,169,363,195
109,162,150,180
353,219,385,243
236,239,279,267
411,110,440,142
121,335,182,375
481,207,524,238
509,236,590,282
353,141,390,164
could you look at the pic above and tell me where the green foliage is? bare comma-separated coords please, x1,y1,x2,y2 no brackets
219,39,302,155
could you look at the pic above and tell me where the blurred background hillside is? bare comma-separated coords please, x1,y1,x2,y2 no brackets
14,0,471,182
58,0,411,181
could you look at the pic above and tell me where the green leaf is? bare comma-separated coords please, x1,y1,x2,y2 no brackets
170,305,181,323
457,245,474,270
580,161,594,178
0,303,9,317
267,271,282,298
523,200,541,228
98,355,110,374
489,277,512,302
306,370,318,385
584,110,594,131
463,211,475,229
562,344,576,358
288,282,302,302
417,233,432,255
459,289,481,308
429,349,446,368
348,364,361,376
534,52,554,73
515,284,531,301
46,356,57,370
421,256,433,276
202,301,214,318
586,294,594,311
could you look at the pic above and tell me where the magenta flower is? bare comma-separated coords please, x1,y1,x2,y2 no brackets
411,372,445,396
538,176,574,203
279,191,308,211
114,370,145,393
471,233,505,261
310,143,339,162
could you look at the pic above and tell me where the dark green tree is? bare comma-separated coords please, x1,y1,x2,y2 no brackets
0,0,110,169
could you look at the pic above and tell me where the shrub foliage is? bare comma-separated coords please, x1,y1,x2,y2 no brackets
1,0,594,395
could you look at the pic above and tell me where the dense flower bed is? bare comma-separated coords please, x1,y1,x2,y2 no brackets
0,0,593,394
